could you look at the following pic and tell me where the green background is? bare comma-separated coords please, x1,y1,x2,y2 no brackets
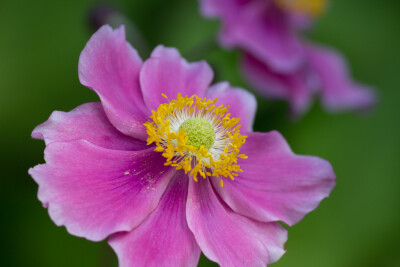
1,0,399,266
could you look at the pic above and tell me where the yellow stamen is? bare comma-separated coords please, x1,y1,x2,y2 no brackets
144,94,247,187
276,0,327,17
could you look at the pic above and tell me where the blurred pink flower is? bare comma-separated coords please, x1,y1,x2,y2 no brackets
200,0,376,116
29,25,335,266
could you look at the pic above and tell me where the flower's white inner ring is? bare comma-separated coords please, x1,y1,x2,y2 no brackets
167,108,229,165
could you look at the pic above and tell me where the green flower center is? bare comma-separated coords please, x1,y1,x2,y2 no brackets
179,117,216,150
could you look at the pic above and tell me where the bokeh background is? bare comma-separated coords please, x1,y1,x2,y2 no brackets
1,0,399,266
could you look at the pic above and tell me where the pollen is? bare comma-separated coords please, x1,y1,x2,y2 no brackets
144,94,247,186
276,0,327,17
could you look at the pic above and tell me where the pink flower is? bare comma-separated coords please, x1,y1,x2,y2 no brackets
200,0,376,116
29,25,335,266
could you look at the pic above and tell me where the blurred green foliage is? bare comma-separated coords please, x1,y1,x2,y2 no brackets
0,0,399,266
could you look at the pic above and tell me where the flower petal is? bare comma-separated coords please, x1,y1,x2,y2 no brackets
213,131,336,226
199,0,244,18
32,102,147,151
28,140,175,241
242,53,315,116
78,25,149,140
187,178,287,266
220,2,304,72
306,44,377,112
205,82,257,132
140,45,213,111
109,171,200,267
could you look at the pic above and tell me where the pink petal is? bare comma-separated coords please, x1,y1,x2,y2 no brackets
109,171,200,267
28,140,175,241
32,102,147,151
306,43,377,112
205,82,256,132
242,53,315,116
213,131,336,226
220,1,304,72
288,13,313,30
78,25,149,140
199,0,246,18
186,178,287,266
140,45,213,111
